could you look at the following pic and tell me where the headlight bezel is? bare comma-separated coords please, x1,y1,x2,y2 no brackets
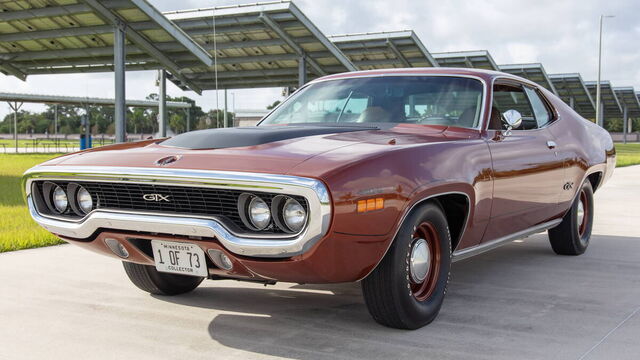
52,185,68,213
238,193,272,231
271,195,309,234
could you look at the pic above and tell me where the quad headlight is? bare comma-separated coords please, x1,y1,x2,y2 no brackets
248,196,271,230
52,185,68,213
40,182,94,216
238,193,308,233
282,197,306,233
76,186,93,214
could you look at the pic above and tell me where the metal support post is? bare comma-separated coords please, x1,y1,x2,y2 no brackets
85,104,91,149
186,105,191,132
8,101,22,153
623,104,628,144
54,104,58,136
158,70,167,137
569,96,575,109
298,55,307,88
223,89,229,128
114,21,126,143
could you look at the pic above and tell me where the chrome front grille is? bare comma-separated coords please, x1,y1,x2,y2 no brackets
33,180,307,234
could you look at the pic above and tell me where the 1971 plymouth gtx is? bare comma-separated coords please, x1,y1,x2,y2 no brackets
24,68,615,329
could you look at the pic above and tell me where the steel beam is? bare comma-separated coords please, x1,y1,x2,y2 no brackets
0,92,190,108
81,0,203,94
258,12,326,76
286,3,356,71
129,0,212,66
0,62,27,81
158,70,167,137
386,39,411,67
114,22,126,143
0,1,131,22
298,55,307,87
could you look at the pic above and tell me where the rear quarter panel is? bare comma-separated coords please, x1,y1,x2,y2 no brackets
542,87,615,210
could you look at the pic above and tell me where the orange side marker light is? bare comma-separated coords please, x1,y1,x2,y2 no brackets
357,198,384,213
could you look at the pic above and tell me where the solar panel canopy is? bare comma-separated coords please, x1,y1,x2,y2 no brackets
585,80,623,117
329,30,437,70
498,63,557,94
432,50,498,70
614,87,640,117
164,1,356,90
0,0,212,92
0,91,191,108
549,73,596,118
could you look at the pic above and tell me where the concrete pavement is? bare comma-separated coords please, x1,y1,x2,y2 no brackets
1,166,639,360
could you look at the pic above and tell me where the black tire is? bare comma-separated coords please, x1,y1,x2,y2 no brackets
548,180,594,255
122,262,204,295
362,201,452,329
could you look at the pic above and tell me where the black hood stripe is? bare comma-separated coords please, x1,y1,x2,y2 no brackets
160,125,379,150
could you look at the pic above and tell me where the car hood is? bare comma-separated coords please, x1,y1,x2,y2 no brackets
45,124,475,177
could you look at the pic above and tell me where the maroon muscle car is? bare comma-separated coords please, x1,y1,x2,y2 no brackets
24,68,615,329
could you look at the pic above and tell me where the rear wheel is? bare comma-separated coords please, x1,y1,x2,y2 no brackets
362,201,452,329
548,180,594,255
122,262,204,295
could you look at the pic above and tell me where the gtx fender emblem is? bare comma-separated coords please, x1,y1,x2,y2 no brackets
143,194,171,202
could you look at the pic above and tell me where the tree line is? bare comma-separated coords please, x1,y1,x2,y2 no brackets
0,93,234,136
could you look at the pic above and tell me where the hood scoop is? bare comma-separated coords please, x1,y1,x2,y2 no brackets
161,125,379,150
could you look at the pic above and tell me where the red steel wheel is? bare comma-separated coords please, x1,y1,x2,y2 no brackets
409,222,441,301
577,189,589,238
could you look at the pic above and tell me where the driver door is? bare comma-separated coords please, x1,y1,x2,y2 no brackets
483,82,564,242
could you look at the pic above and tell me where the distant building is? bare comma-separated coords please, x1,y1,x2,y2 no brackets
234,109,270,127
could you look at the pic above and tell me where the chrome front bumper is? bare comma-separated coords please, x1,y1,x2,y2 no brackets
24,166,332,258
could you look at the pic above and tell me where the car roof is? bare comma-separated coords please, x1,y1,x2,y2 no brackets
312,67,530,86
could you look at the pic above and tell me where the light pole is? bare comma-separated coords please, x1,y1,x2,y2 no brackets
595,14,615,128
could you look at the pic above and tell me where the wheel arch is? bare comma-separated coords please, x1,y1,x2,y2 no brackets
586,171,603,193
359,188,472,281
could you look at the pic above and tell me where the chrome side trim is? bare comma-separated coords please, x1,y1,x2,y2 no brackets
452,218,562,262
23,166,331,258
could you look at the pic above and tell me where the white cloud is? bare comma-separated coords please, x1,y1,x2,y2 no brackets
1,0,638,121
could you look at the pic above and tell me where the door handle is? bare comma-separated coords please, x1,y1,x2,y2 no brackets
546,140,557,149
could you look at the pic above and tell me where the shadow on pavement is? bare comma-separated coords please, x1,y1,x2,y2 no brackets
152,234,640,359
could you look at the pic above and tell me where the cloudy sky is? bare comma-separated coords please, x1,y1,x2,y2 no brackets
1,0,638,120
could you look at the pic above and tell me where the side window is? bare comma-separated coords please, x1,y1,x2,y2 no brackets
524,87,552,128
491,84,536,130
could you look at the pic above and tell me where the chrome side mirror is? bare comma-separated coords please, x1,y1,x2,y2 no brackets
502,109,522,136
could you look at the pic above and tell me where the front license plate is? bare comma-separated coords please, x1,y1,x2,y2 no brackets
151,240,208,277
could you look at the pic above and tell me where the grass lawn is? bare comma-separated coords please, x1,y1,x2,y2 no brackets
616,143,640,167
0,154,65,252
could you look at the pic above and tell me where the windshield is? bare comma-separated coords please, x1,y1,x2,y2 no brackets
260,76,484,128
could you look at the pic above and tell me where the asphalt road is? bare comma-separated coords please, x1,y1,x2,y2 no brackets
1,166,639,360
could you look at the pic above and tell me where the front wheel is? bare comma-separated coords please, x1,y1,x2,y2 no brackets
361,201,452,329
123,262,204,295
548,180,594,255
